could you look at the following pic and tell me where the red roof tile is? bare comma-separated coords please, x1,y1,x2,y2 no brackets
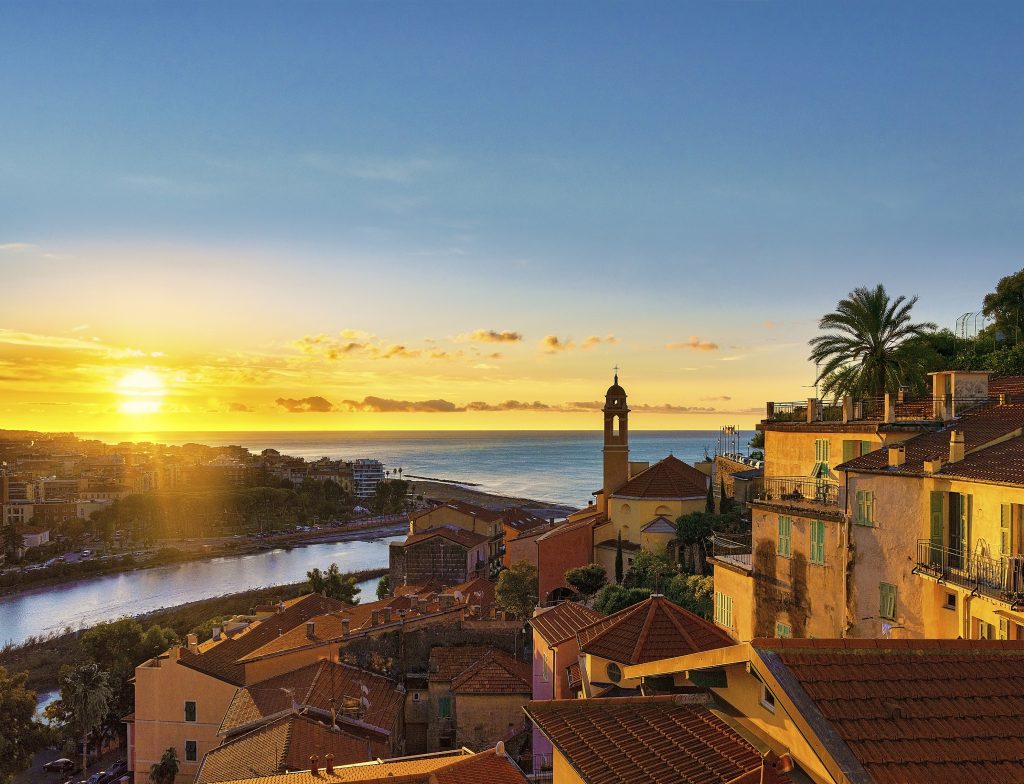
752,638,1024,784
450,649,531,695
404,525,488,549
531,602,605,646
611,455,709,499
410,500,502,523
428,645,496,682
501,506,550,532
576,595,734,665
526,695,787,784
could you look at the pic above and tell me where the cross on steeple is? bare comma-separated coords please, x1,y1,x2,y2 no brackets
613,365,619,383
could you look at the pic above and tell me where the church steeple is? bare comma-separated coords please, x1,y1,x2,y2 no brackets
603,370,630,498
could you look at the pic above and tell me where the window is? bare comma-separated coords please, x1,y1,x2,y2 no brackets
185,740,197,762
438,696,452,718
978,620,995,640
855,491,876,526
776,622,792,638
184,700,196,723
999,618,1010,641
809,520,825,565
879,582,897,621
814,439,830,464
714,591,733,629
777,516,792,558
759,681,776,713
1001,504,1012,557
944,592,956,610
412,692,420,702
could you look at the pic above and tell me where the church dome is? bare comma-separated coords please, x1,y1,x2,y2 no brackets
606,374,626,398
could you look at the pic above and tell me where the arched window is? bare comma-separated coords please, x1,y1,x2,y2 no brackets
612,414,619,437
655,505,672,516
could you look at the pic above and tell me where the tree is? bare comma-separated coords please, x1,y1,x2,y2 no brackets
0,666,46,784
664,574,714,619
495,561,538,619
614,531,624,584
376,574,391,600
149,747,179,784
59,662,112,773
705,480,714,514
564,564,607,603
748,431,765,450
593,585,650,615
623,549,673,592
719,478,729,514
307,563,361,604
983,268,1024,342
676,512,717,575
809,284,937,399
369,479,410,515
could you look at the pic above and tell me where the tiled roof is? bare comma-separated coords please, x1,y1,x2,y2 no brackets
450,649,531,695
935,434,1024,486
989,375,1024,398
404,525,488,549
410,500,502,523
594,538,641,551
531,602,604,646
753,638,1024,784
178,594,351,686
837,402,1024,475
428,645,495,682
196,714,388,783
500,506,549,532
611,455,709,500
536,512,604,543
219,660,402,737
576,595,734,665
566,662,582,690
526,695,785,784
199,748,526,784
640,515,677,534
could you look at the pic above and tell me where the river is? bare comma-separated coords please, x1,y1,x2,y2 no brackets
1,535,402,648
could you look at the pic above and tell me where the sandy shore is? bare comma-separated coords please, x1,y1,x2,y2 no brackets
412,479,576,518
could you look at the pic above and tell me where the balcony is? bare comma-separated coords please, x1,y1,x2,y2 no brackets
754,477,839,509
709,531,752,572
915,539,1024,606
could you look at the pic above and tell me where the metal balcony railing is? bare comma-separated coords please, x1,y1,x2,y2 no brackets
915,539,1024,604
755,477,839,507
708,531,752,570
765,401,807,422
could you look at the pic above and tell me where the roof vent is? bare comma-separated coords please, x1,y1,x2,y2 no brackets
309,754,319,775
888,446,906,468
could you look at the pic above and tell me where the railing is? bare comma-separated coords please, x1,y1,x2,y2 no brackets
915,539,1024,603
522,754,554,782
766,393,1008,425
709,531,752,569
765,401,807,422
755,477,839,507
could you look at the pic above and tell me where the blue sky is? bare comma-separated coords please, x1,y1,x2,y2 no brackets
2,2,1023,429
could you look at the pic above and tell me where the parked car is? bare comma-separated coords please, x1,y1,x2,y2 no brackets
85,772,106,784
96,760,127,783
43,758,77,773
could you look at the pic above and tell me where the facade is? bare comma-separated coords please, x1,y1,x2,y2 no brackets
352,458,385,498
409,501,504,570
389,525,489,588
20,525,49,548
501,507,549,567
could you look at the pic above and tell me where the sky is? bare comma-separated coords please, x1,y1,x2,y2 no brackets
2,1,1023,432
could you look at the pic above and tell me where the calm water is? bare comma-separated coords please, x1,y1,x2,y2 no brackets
0,537,400,647
82,430,754,507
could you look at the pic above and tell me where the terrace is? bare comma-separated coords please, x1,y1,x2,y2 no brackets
914,539,1024,607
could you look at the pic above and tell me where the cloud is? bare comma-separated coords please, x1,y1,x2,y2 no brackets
275,396,335,413
718,355,746,362
700,395,732,401
762,320,780,330
465,400,553,411
381,344,420,359
293,333,421,361
541,335,575,353
300,153,436,183
229,402,253,412
340,396,463,413
581,335,618,350
69,324,91,333
666,336,719,352
0,243,36,252
462,329,523,343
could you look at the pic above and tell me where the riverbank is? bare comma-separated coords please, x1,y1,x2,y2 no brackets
413,479,576,518
0,567,387,693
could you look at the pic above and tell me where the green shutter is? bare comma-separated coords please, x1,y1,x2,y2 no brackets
776,622,792,638
880,583,897,620
999,618,1010,640
439,696,452,718
810,520,825,565
1001,504,1012,557
778,516,791,557
842,440,856,463
861,440,873,455
929,492,944,560
855,491,865,525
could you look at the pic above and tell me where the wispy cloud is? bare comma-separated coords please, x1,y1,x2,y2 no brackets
300,153,437,183
0,243,36,252
229,402,254,412
541,335,574,353
666,336,719,352
718,355,746,362
275,396,335,413
341,396,463,413
461,329,523,343
581,335,618,350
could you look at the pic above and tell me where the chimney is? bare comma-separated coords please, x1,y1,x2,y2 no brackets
341,618,350,637
186,633,198,653
211,626,222,641
371,610,380,625
382,608,392,624
1000,393,1008,405
306,622,315,639
324,753,335,774
888,446,906,468
309,754,319,775
949,430,965,464
924,458,945,474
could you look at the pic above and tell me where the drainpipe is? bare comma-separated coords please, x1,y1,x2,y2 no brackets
841,469,850,638
962,592,974,639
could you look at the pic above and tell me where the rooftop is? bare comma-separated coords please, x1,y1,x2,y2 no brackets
410,500,502,523
576,595,734,666
450,649,531,695
531,602,604,646
753,638,1024,784
611,455,709,500
403,525,489,549
526,694,789,784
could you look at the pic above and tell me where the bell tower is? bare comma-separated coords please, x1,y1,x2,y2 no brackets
603,370,630,498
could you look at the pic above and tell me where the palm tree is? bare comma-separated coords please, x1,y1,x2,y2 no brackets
60,662,112,773
809,285,936,399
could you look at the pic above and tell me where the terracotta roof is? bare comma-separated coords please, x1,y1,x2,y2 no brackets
838,402,1024,476
428,645,496,682
403,525,488,549
526,695,785,784
935,434,1024,486
196,714,388,783
576,595,734,665
536,512,604,543
640,515,677,534
219,660,402,737
178,594,351,686
989,375,1024,398
566,662,582,690
500,506,549,532
198,748,526,784
611,455,709,500
450,649,531,695
594,538,641,551
410,500,502,523
531,602,604,646
753,638,1024,784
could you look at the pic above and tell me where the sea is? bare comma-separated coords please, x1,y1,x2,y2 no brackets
79,430,755,508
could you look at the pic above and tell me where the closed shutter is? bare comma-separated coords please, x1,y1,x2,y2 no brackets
880,582,897,620
842,440,857,463
929,492,944,561
1000,618,1010,640
810,520,825,564
856,491,865,525
861,440,874,455
778,516,791,557
1001,504,1012,557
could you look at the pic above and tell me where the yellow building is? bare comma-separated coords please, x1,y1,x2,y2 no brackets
408,500,504,569
623,637,1024,784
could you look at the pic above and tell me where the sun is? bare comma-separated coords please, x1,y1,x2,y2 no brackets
117,368,166,415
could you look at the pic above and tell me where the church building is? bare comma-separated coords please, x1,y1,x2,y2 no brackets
535,375,711,601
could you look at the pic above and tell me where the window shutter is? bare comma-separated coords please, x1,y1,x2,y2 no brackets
861,440,873,455
880,583,897,620
1001,504,1012,557
999,618,1010,640
843,440,856,463
778,516,791,557
929,492,944,556
856,491,865,524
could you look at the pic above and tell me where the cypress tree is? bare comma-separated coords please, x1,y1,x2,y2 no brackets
615,531,624,584
719,477,728,513
705,479,715,514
